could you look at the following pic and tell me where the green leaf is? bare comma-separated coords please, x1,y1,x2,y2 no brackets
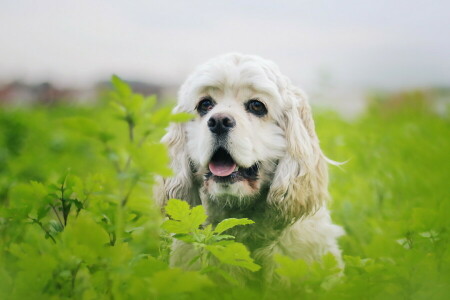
210,234,235,242
29,181,47,199
214,218,254,234
275,254,309,279
162,200,207,235
60,116,101,137
161,220,191,234
172,233,196,243
321,252,339,271
150,106,172,125
131,142,172,176
49,219,64,233
61,212,109,263
129,94,144,113
69,198,84,211
36,205,50,220
150,268,212,295
143,95,157,111
170,112,195,122
109,101,127,117
111,75,132,98
189,205,207,230
132,256,168,277
206,242,261,272
164,199,191,221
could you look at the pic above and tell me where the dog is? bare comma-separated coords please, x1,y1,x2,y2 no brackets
155,53,344,281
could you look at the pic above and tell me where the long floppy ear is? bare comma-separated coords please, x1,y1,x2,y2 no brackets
267,86,328,225
154,121,200,207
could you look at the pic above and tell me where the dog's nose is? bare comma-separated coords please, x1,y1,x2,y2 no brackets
207,113,236,135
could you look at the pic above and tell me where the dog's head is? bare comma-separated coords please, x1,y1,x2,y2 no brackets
157,53,328,223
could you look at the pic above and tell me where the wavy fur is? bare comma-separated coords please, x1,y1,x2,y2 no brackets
155,53,344,281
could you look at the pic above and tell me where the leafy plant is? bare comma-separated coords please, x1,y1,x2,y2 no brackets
0,83,448,299
0,76,212,299
162,198,259,281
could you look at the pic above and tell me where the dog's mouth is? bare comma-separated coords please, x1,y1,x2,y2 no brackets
206,148,258,183
208,148,237,177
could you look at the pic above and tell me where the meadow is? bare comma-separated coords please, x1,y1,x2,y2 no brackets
0,79,448,299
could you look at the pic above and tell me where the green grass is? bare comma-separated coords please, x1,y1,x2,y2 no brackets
0,86,448,299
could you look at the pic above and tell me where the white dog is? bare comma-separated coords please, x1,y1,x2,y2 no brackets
155,53,344,280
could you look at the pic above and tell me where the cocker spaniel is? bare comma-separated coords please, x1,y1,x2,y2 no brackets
155,53,344,280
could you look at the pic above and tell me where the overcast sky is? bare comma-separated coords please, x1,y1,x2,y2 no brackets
0,0,449,91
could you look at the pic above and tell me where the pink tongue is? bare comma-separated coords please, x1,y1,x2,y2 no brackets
209,162,236,177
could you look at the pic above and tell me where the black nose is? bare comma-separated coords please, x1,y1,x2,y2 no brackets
207,113,236,135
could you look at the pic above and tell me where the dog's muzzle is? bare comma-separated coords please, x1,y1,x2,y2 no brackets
205,113,259,183
207,113,236,135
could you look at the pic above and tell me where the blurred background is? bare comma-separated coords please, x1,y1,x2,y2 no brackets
1,0,449,114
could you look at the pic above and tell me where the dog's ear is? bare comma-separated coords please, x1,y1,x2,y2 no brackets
154,121,200,207
267,86,328,224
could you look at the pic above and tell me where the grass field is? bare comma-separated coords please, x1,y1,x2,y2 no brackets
0,84,448,299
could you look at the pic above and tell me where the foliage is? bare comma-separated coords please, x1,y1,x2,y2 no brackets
0,83,449,299
163,199,259,279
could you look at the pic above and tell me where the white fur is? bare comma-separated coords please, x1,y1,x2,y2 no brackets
155,53,344,281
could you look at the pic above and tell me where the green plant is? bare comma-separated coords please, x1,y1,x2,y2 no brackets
162,198,259,282
0,83,448,299
0,76,263,299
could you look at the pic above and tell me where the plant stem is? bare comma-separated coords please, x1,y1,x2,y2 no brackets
127,118,134,143
50,204,64,228
60,176,69,226
70,261,82,297
121,180,137,207
109,231,116,246
103,143,122,173
29,217,56,244
123,156,132,172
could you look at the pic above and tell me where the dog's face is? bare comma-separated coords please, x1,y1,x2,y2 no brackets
185,78,286,201
177,54,291,205
160,53,328,220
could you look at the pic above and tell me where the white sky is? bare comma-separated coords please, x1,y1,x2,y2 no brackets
0,0,449,91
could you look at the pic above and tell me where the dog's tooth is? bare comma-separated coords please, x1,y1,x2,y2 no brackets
234,166,239,172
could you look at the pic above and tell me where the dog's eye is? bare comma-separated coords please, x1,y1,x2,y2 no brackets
246,99,267,116
197,98,215,116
